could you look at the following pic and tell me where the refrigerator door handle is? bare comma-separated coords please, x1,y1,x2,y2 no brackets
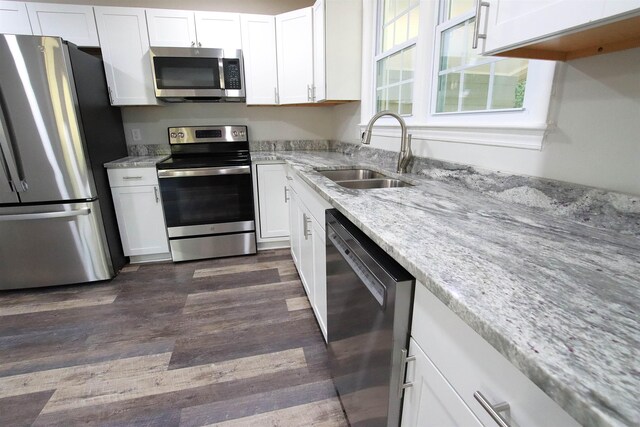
0,207,91,222
0,96,26,192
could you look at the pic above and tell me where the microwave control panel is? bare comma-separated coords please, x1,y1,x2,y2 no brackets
223,59,242,90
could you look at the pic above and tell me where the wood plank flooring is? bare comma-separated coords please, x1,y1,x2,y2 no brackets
0,249,347,427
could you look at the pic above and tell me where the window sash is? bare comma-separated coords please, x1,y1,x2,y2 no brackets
433,10,530,115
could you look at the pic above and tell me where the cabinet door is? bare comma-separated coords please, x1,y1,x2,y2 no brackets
276,7,313,104
146,9,196,47
195,12,241,49
299,206,314,300
256,163,290,239
240,14,278,105
0,1,32,35
401,339,483,427
26,3,99,47
311,217,327,341
288,185,301,267
111,185,168,256
94,7,159,106
312,0,326,102
483,0,603,54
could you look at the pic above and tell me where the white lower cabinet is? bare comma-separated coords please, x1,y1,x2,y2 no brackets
254,162,289,241
286,166,331,341
108,167,170,263
402,338,482,427
403,283,581,427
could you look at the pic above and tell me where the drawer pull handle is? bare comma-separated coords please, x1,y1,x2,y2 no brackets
123,176,143,180
472,0,490,49
154,186,160,203
398,349,416,398
474,391,511,427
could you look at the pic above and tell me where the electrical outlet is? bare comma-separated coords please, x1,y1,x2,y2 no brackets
131,128,142,141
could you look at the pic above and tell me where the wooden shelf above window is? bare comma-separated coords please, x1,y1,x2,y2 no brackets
493,14,640,61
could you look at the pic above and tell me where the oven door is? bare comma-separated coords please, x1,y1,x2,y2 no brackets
157,165,255,238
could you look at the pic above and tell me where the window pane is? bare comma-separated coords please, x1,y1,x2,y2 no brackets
401,47,414,80
396,0,409,14
445,0,475,20
491,59,528,109
384,0,396,23
376,46,415,114
437,73,460,112
408,8,419,39
400,83,413,115
439,21,466,71
383,22,394,51
388,85,400,114
395,13,409,45
377,88,387,111
461,63,491,111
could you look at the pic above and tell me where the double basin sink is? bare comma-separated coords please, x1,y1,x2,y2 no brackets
316,168,413,190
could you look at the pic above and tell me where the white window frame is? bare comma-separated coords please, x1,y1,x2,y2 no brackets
360,0,557,150
374,0,420,116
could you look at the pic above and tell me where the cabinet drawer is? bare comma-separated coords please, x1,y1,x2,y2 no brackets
411,283,580,427
108,167,158,187
286,166,331,228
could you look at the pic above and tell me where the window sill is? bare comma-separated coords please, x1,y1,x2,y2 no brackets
357,121,550,150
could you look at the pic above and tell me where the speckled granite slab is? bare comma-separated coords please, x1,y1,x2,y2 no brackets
127,144,171,156
104,155,169,169
257,150,639,427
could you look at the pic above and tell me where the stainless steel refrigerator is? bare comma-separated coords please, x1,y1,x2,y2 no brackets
0,35,128,290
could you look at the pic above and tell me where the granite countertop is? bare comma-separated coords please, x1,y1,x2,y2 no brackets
103,155,169,169
252,151,639,427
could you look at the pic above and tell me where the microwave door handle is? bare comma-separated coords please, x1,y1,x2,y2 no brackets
0,95,26,192
218,58,226,90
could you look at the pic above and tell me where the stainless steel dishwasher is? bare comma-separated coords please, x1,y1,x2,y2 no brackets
326,209,415,427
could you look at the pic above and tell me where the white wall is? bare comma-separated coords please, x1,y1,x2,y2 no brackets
121,104,335,144
22,0,313,14
334,48,640,196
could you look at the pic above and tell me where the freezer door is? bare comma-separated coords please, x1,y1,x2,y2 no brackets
0,35,95,203
0,200,114,290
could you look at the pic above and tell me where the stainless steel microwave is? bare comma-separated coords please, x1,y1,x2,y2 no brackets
149,47,245,102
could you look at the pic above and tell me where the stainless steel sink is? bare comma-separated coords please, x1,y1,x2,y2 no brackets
316,167,414,189
317,168,390,181
336,179,413,189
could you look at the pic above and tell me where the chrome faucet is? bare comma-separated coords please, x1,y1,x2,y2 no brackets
361,111,412,173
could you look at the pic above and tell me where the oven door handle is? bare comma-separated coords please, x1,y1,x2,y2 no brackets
157,165,250,178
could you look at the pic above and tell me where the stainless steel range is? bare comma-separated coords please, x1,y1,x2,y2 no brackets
156,125,256,262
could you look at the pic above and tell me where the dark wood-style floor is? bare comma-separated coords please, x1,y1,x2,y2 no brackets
0,249,348,426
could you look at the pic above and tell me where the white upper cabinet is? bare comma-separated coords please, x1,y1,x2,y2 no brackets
146,9,241,50
240,14,278,105
481,0,640,60
26,3,98,46
276,7,314,104
0,1,32,35
195,12,241,50
94,6,159,106
146,8,197,47
312,0,361,102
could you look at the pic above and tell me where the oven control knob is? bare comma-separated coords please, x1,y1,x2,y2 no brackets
170,132,177,138
232,131,238,137
178,132,185,138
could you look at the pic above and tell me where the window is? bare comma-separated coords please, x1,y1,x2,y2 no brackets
375,0,420,115
363,0,556,150
434,1,529,114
